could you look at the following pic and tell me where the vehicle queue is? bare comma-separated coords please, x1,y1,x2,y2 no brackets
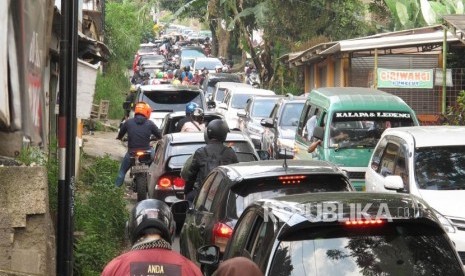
113,24,465,275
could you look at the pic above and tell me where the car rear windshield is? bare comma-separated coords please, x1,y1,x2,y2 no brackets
167,141,257,168
142,91,203,112
195,59,223,70
414,145,465,190
251,98,279,117
269,223,462,276
181,49,205,59
229,175,352,218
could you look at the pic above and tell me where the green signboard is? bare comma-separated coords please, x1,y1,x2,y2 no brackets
377,68,434,89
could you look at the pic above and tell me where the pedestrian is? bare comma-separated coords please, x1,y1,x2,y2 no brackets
182,119,238,202
101,199,202,276
213,257,263,276
115,102,161,187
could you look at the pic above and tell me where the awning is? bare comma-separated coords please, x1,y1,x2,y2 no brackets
283,25,460,67
443,15,465,44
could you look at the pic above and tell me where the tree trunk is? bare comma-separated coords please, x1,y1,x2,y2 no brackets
216,25,230,58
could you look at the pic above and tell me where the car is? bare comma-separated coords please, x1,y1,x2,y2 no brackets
261,96,306,159
294,87,419,191
209,82,252,108
137,54,166,76
217,86,275,129
200,73,242,102
172,159,355,268
192,57,224,74
237,95,283,149
159,110,224,136
148,131,264,206
127,84,207,128
197,192,465,275
178,46,206,66
365,126,465,264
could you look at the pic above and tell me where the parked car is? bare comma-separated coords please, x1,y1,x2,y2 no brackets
200,73,242,101
261,96,306,159
209,82,252,108
127,84,206,128
192,57,224,74
365,126,465,264
237,95,283,149
172,159,354,268
217,86,275,129
160,111,224,136
148,131,263,206
198,192,465,275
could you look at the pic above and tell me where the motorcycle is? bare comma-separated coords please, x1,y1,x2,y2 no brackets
129,149,152,202
246,70,260,88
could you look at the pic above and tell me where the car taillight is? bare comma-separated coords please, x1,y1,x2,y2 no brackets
173,177,185,188
158,177,172,188
344,219,384,226
278,175,306,184
212,222,233,252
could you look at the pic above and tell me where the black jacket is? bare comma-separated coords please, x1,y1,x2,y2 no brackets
183,141,238,194
176,116,191,132
117,114,162,151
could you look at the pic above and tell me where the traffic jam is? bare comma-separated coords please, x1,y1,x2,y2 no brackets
120,24,465,276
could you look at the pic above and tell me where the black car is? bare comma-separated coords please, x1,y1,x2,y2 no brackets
159,111,224,136
198,192,465,276
261,97,306,159
148,131,262,206
172,160,354,268
237,95,283,149
200,73,242,101
127,84,207,128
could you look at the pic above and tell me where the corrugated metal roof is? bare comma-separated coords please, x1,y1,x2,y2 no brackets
284,25,460,67
443,15,465,44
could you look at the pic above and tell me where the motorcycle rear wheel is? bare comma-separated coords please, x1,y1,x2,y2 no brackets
135,174,148,202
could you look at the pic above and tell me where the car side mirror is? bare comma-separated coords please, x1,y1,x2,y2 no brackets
313,126,324,140
260,118,274,128
197,245,220,266
122,101,131,110
256,150,270,160
384,175,404,191
237,110,246,117
218,103,227,110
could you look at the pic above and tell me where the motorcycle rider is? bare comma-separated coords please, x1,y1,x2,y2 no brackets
182,119,239,202
102,199,202,276
115,102,162,187
181,108,205,132
176,102,198,132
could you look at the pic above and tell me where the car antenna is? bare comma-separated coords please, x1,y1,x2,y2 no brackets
282,149,288,170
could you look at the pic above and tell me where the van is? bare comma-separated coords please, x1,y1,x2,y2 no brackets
294,87,419,191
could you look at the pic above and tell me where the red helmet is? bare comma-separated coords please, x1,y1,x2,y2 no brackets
134,102,152,118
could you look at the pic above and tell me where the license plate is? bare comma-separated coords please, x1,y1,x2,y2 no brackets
132,165,148,173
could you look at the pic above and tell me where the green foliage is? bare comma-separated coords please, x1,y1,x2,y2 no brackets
94,64,128,120
47,139,59,214
106,1,144,67
444,90,465,125
74,154,128,275
16,146,47,166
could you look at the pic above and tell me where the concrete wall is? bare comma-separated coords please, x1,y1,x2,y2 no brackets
0,166,56,276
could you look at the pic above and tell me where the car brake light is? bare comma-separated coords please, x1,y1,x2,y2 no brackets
278,175,306,184
158,177,172,188
212,222,233,253
136,151,145,156
173,177,185,188
344,219,384,226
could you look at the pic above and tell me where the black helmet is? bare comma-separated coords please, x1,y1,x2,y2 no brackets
205,119,229,142
192,108,204,122
127,199,175,245
185,65,190,72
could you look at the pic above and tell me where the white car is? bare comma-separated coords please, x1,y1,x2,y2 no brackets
192,57,223,74
365,126,465,265
217,86,275,129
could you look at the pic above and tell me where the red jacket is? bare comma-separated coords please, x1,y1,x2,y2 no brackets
101,248,202,276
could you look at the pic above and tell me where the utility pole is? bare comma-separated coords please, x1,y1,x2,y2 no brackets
57,0,78,274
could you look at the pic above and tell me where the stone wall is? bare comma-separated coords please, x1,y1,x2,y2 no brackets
0,166,55,275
